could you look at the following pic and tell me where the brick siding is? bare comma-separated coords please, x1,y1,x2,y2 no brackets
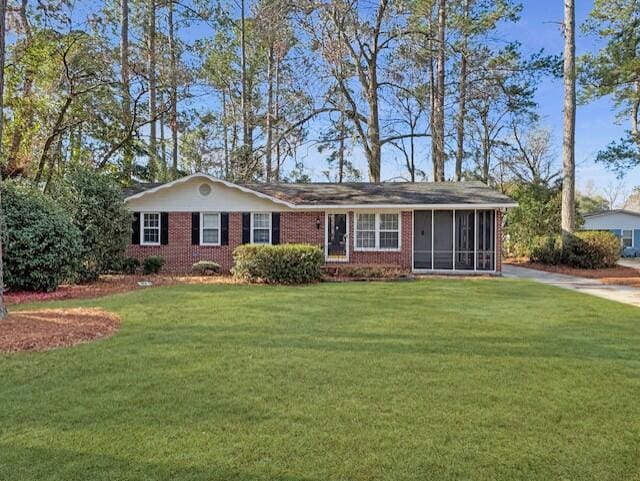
127,209,502,274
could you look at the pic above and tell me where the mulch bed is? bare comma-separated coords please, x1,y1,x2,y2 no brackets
506,259,640,288
0,308,120,353
5,274,238,305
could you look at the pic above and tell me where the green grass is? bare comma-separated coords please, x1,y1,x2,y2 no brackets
1,279,640,481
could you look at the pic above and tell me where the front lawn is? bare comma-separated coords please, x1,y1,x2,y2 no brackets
1,279,639,480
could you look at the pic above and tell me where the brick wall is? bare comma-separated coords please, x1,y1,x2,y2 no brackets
343,211,413,269
126,209,502,274
127,212,242,273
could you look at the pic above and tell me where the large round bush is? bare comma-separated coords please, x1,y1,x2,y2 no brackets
2,181,82,291
50,165,131,282
232,244,323,284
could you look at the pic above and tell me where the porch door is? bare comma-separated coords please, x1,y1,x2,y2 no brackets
413,211,432,269
327,213,348,259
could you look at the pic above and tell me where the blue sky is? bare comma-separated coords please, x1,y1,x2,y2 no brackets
285,0,637,197
498,0,637,198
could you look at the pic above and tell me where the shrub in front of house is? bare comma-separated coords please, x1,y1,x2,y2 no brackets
143,256,165,275
232,244,323,284
117,256,140,275
192,261,221,276
530,231,620,269
49,165,131,282
1,181,83,292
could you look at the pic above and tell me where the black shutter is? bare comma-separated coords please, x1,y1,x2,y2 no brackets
161,213,169,245
191,212,200,245
131,212,141,245
272,212,280,245
242,213,251,244
221,213,229,245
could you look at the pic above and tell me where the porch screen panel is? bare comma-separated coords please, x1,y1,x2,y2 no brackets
455,210,475,270
413,211,432,269
434,210,453,270
476,210,495,271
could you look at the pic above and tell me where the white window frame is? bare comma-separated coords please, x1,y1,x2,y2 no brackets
200,212,221,246
141,212,161,246
251,212,272,244
354,212,401,252
622,229,634,248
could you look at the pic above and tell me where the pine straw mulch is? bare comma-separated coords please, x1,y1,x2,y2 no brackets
505,259,640,288
0,308,120,353
5,274,239,306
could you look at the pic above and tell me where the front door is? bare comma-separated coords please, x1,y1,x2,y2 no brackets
327,213,348,260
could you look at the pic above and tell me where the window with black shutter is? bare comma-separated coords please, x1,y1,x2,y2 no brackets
192,212,200,245
160,213,169,245
242,213,251,244
131,212,141,245
221,213,229,245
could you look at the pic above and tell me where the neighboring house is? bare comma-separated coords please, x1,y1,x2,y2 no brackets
124,173,517,274
582,209,640,257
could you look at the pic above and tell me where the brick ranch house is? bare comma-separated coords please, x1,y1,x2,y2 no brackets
124,173,517,274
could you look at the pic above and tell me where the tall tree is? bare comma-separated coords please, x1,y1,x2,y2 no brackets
168,0,178,178
147,0,158,180
561,0,576,237
431,0,446,182
121,0,133,182
0,0,7,320
580,0,640,175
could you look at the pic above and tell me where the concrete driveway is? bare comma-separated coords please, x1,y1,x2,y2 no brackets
503,265,640,308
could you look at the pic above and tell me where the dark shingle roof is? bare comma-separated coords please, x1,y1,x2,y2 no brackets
242,181,516,206
123,176,516,207
123,182,165,198
583,209,640,218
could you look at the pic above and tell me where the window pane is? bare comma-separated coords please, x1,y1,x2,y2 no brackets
380,214,398,231
357,213,375,231
144,229,159,243
253,228,270,244
253,213,270,229
380,231,399,249
202,229,219,244
202,213,219,229
144,213,159,228
623,230,633,248
357,231,376,249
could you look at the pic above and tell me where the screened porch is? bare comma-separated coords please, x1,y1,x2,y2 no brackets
413,209,497,272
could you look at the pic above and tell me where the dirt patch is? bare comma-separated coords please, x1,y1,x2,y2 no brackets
5,274,238,305
0,308,120,353
505,259,640,288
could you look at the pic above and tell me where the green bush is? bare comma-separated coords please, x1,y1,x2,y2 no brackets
192,261,221,276
530,231,620,269
1,181,83,291
50,165,131,282
232,244,323,284
118,257,140,275
143,256,165,275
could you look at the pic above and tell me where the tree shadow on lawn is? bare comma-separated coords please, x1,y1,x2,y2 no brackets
0,444,325,481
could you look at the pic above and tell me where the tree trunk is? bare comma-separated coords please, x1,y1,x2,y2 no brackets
338,109,345,183
561,0,576,239
168,0,178,179
455,0,468,182
432,0,446,182
240,0,250,149
222,90,229,178
0,0,8,319
121,0,133,182
35,96,73,184
6,0,32,177
274,55,281,181
147,0,158,181
265,45,274,181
